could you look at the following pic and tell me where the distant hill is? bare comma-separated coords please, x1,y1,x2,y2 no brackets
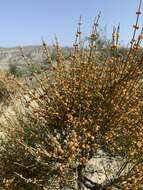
0,45,71,70
0,46,44,70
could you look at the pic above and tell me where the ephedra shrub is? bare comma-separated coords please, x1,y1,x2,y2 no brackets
0,2,143,190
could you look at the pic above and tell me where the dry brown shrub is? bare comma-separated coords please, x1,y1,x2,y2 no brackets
0,2,143,190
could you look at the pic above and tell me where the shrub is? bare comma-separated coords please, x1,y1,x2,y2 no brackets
8,63,25,78
0,2,143,190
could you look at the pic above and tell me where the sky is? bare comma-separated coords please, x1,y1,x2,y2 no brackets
0,0,142,47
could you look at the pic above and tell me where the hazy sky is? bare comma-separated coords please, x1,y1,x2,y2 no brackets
0,0,141,47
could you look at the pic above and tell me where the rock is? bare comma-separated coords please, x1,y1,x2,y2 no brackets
82,149,131,190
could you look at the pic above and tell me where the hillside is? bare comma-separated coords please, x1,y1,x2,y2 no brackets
0,46,45,70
